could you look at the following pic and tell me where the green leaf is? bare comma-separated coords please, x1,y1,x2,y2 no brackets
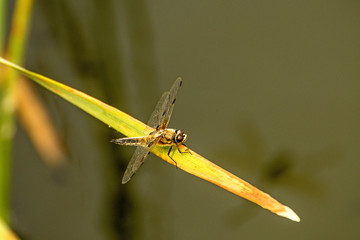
0,217,19,240
0,57,300,222
0,57,147,138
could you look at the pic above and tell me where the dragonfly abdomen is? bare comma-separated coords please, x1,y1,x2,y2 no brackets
111,135,157,146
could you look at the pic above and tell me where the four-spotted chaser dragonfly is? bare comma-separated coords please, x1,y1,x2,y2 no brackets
111,78,190,184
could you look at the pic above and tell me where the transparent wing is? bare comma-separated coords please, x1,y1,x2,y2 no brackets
122,137,160,184
146,77,182,130
157,77,182,130
146,91,170,129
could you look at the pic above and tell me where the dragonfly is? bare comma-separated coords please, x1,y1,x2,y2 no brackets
111,78,190,184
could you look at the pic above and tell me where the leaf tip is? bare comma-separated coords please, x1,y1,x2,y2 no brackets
276,206,301,222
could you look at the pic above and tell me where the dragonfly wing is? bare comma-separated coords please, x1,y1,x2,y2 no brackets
147,91,170,129
122,137,160,184
158,78,182,130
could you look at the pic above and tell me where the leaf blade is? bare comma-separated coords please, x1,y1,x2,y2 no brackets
0,57,300,222
0,57,148,138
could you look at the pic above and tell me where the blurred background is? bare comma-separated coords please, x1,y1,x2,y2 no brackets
4,0,360,239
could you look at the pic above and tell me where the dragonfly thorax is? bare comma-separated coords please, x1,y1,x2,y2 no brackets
156,128,187,145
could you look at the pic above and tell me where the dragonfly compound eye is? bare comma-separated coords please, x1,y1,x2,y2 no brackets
175,130,187,143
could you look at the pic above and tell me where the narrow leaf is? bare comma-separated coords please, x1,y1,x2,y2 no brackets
0,57,300,222
0,218,19,240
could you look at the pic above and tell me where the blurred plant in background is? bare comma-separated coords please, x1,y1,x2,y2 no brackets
0,1,162,239
1,0,66,238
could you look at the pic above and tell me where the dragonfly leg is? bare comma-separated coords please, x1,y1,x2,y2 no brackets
167,145,178,168
177,143,192,155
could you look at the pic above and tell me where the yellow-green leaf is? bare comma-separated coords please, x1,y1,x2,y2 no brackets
0,57,300,222
0,217,19,240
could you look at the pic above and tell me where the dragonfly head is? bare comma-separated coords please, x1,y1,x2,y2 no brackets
174,130,187,144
